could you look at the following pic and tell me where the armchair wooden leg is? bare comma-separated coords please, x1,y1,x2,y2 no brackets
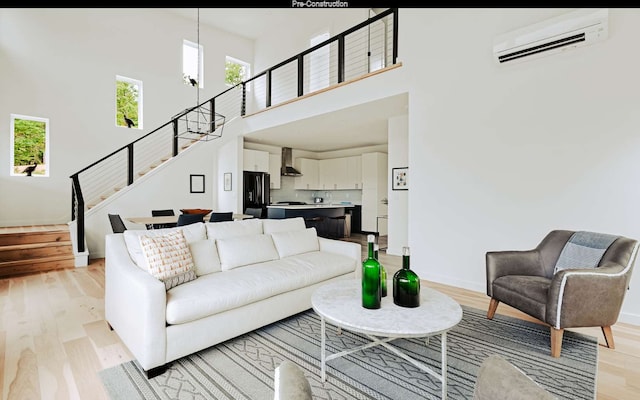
487,298,499,320
550,327,564,358
602,326,615,349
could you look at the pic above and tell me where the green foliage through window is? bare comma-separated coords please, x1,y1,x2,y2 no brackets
225,57,249,86
116,79,140,128
13,117,47,176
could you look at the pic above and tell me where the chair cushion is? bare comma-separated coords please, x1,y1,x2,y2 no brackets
205,218,263,240
123,222,206,270
554,231,619,274
271,228,319,258
492,275,550,321
139,230,196,290
216,233,279,271
188,239,221,276
274,361,312,400
263,217,306,234
473,355,555,400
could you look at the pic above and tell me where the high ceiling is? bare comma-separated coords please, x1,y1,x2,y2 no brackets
166,8,406,153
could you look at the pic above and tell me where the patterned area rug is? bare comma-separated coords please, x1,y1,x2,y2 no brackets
99,305,597,400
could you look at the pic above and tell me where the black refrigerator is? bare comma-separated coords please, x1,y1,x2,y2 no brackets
243,171,270,218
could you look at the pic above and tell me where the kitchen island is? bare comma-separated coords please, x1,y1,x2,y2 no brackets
267,203,351,238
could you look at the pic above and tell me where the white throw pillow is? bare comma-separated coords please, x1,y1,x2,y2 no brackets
139,230,196,290
270,228,319,258
123,222,206,270
262,217,306,234
216,233,279,270
188,239,221,276
206,218,263,240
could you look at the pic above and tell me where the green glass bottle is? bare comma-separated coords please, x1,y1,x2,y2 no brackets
393,246,420,308
374,243,387,297
362,234,381,309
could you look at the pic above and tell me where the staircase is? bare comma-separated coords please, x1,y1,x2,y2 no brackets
0,225,75,278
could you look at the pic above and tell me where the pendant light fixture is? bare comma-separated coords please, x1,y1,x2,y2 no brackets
176,8,225,142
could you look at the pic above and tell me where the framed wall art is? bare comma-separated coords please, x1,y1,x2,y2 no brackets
190,174,205,193
392,167,408,190
224,172,232,191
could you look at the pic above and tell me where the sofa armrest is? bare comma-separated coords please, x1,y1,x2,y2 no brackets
486,250,542,297
105,233,167,371
546,261,628,328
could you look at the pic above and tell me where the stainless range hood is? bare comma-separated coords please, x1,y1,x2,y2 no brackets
281,147,303,176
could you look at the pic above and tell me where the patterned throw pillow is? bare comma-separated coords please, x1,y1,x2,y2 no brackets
139,229,197,290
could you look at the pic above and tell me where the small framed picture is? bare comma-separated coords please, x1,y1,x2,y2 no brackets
190,174,205,193
392,167,408,190
224,172,232,191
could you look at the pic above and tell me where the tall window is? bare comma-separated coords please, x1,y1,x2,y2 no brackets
309,32,330,93
183,40,203,88
116,75,143,129
10,114,49,177
225,56,250,87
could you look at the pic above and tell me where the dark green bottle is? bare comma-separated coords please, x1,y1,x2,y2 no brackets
362,234,381,309
393,246,420,308
374,243,387,297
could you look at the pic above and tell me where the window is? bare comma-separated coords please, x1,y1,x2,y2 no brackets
10,114,49,177
116,75,143,129
183,40,203,88
225,56,250,87
309,32,330,93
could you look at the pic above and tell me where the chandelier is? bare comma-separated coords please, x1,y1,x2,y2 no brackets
176,8,225,142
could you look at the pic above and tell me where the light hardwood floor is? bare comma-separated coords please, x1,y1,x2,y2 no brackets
1,237,639,399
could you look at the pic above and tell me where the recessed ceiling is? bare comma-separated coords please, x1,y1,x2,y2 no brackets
243,94,408,153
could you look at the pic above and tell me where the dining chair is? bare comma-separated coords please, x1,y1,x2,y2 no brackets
108,214,127,234
209,211,233,223
151,209,177,229
244,207,263,219
176,213,204,226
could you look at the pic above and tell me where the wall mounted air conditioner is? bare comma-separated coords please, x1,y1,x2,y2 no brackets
493,8,608,64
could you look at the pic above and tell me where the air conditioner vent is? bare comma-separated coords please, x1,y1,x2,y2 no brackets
493,9,608,65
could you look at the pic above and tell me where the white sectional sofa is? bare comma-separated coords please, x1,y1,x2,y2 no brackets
105,217,361,378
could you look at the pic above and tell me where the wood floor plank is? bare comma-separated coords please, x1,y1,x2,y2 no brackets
63,337,109,400
7,348,40,400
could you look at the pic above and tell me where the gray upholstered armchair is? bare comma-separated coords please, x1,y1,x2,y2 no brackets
486,230,638,357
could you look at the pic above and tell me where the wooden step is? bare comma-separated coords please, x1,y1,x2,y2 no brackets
0,225,75,277
0,241,73,262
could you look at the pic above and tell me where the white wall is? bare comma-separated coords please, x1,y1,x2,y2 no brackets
387,115,408,255
400,8,640,324
0,9,253,227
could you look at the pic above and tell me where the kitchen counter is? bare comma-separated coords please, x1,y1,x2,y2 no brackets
267,203,351,210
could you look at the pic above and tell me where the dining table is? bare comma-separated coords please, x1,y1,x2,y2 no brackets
126,213,253,229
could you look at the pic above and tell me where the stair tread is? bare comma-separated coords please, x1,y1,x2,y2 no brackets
0,254,76,267
0,241,73,251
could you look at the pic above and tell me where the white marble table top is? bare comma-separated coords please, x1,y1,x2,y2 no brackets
312,279,463,338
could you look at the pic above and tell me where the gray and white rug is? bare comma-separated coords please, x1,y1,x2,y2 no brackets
99,305,597,400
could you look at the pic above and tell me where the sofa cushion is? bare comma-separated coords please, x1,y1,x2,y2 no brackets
271,228,319,258
188,239,221,276
262,217,306,234
205,218,263,240
123,222,206,270
216,233,279,271
139,230,196,290
165,250,357,325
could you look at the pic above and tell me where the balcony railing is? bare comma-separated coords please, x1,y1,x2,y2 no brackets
70,8,398,253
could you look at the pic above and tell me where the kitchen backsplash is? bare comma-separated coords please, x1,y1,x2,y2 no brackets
271,175,362,205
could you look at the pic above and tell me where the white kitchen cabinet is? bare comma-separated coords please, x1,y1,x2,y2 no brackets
243,149,269,172
361,152,388,233
346,155,362,189
294,158,320,190
319,157,347,190
269,153,281,189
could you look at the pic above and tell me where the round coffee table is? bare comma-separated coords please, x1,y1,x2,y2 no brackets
311,279,463,399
